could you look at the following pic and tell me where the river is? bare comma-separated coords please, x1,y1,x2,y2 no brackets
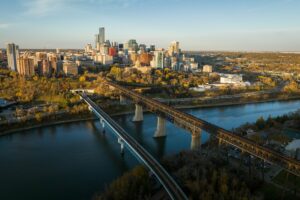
0,100,300,200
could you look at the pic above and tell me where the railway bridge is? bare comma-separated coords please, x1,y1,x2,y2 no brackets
106,81,300,177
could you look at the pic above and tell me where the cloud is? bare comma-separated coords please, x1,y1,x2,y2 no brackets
23,0,65,16
22,0,138,16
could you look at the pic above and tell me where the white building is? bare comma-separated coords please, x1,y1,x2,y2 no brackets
151,50,164,69
220,74,243,84
6,43,19,71
85,44,93,53
168,41,180,56
94,54,113,65
203,65,213,73
285,139,300,160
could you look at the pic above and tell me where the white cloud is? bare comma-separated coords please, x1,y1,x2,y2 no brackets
23,0,137,16
23,0,65,16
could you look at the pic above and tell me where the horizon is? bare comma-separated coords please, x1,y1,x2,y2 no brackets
1,0,300,51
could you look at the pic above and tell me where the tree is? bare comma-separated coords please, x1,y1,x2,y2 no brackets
255,116,265,130
35,113,43,122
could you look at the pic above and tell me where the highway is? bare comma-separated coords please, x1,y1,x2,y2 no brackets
106,81,300,177
79,93,188,200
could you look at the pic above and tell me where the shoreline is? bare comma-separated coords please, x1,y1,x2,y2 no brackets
1,96,300,136
174,95,300,109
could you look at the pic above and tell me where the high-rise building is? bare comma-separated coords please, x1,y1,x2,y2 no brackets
38,60,52,76
63,61,78,76
17,56,35,76
109,47,117,57
152,50,164,69
0,49,3,61
125,39,138,52
85,44,93,53
140,53,153,66
6,43,19,71
149,45,155,52
95,27,105,48
168,41,180,56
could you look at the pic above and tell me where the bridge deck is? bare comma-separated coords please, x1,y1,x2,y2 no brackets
80,94,188,200
107,81,300,177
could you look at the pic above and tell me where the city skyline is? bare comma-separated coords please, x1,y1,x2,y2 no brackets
1,0,300,51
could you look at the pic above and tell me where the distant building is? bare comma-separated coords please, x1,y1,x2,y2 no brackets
94,54,113,65
139,44,147,52
6,43,19,71
151,50,164,69
0,49,3,61
85,44,93,53
63,62,78,76
118,43,124,51
203,65,213,73
149,45,155,52
109,47,117,57
171,56,179,71
139,53,153,66
38,60,51,76
285,139,300,160
95,27,105,48
220,74,243,84
17,56,35,76
125,39,138,52
168,41,180,56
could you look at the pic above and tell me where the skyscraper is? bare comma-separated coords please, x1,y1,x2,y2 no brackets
153,50,164,69
95,27,105,48
17,56,35,76
6,43,19,71
168,41,180,56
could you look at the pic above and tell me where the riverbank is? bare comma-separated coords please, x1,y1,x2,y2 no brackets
2,96,300,136
0,110,139,136
171,95,300,109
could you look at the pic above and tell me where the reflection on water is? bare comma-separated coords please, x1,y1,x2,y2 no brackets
0,100,300,200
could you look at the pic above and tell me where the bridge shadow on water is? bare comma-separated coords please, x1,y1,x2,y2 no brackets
85,120,134,172
112,115,167,161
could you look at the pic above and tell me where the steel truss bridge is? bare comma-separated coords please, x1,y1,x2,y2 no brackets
106,81,300,177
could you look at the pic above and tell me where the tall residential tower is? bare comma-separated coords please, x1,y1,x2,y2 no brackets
6,43,19,71
95,27,105,48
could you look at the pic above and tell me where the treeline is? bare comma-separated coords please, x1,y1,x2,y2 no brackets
94,151,263,200
94,166,153,200
236,110,300,146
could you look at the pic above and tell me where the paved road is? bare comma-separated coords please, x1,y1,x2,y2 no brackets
80,93,188,200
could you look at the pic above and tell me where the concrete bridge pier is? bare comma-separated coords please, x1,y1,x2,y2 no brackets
100,118,105,134
133,104,143,122
154,116,166,138
191,130,202,150
120,95,126,105
118,137,125,155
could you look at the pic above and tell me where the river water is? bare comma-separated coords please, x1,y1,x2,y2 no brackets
1,100,300,200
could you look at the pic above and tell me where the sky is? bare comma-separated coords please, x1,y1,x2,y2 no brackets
0,0,300,51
